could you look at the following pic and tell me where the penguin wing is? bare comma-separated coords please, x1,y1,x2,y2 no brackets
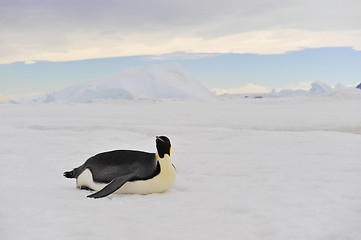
87,172,135,199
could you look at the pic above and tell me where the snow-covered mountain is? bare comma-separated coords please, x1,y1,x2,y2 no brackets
9,65,360,103
308,81,334,95
12,63,214,103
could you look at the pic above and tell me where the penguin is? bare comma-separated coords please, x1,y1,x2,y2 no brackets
63,136,176,199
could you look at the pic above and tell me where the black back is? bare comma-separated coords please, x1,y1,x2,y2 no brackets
84,150,158,183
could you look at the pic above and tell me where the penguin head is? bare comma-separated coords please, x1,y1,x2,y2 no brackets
156,136,171,158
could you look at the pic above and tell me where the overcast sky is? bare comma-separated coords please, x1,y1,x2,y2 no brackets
1,0,361,64
1,0,361,101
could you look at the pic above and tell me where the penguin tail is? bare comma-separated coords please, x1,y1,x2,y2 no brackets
63,170,75,178
63,165,85,179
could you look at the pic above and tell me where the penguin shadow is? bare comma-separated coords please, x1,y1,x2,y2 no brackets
78,186,179,200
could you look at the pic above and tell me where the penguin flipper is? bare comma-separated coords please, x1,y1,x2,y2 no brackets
87,173,135,199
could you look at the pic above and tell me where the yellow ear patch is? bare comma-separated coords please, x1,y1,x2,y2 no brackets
169,146,171,155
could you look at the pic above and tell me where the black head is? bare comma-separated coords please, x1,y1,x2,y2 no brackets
156,136,171,158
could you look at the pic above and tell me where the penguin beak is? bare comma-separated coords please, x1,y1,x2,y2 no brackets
156,136,165,142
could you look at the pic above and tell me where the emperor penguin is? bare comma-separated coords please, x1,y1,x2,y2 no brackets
64,136,176,199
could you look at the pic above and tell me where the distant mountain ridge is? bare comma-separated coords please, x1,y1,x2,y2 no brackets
265,81,360,98
217,81,361,99
9,64,361,103
11,63,214,103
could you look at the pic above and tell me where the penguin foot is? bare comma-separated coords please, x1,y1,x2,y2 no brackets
80,186,94,191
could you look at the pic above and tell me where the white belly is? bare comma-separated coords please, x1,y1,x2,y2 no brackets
76,156,176,194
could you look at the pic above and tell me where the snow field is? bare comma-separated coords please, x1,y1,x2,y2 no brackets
1,96,361,240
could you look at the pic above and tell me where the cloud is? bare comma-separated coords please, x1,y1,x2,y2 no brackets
2,29,361,64
25,60,36,65
145,52,219,61
1,0,361,64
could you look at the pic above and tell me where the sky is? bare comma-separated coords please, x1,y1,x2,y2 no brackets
1,0,361,101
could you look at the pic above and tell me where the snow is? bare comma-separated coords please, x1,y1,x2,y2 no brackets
1,94,361,240
11,63,214,103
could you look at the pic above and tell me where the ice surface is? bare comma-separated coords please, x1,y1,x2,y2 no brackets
1,95,361,240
